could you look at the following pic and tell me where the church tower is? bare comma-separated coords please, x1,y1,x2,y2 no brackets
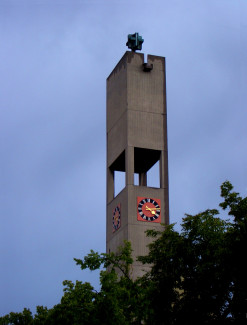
106,34,169,278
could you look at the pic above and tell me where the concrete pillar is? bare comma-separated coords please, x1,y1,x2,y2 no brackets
125,146,134,186
139,172,147,186
107,167,114,203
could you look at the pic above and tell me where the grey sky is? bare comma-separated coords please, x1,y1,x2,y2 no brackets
0,0,246,316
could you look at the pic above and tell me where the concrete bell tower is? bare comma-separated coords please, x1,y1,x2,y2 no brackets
106,35,169,278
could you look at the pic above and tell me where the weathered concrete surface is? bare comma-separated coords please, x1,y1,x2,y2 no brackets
106,51,169,278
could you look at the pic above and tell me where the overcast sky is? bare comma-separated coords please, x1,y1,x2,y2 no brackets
1,0,246,316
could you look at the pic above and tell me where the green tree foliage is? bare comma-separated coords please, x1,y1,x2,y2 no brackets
219,181,247,321
138,181,247,324
139,210,232,324
0,308,33,325
1,181,246,325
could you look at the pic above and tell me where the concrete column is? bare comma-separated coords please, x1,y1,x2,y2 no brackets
160,151,166,189
125,146,134,186
107,167,114,203
160,150,169,224
139,172,147,186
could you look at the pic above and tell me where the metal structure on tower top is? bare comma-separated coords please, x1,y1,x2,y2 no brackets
126,33,144,52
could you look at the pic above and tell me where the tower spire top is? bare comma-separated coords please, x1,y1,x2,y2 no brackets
126,33,144,52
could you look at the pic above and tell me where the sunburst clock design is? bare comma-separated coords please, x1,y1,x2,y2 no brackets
137,197,161,223
112,204,121,232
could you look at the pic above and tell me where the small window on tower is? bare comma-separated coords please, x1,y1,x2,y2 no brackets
114,171,125,197
147,160,160,188
134,173,139,186
109,150,126,198
134,147,161,189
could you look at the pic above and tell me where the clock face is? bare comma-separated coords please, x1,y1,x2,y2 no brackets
137,197,161,223
112,204,121,232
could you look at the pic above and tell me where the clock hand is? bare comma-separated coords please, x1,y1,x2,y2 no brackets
146,206,156,214
145,206,159,211
145,206,160,215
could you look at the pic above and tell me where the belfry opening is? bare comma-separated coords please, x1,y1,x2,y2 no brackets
108,147,162,198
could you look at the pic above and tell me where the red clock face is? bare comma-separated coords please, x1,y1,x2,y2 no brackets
112,204,121,232
137,197,161,223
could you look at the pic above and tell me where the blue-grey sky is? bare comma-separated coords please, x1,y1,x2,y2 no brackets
1,0,246,316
